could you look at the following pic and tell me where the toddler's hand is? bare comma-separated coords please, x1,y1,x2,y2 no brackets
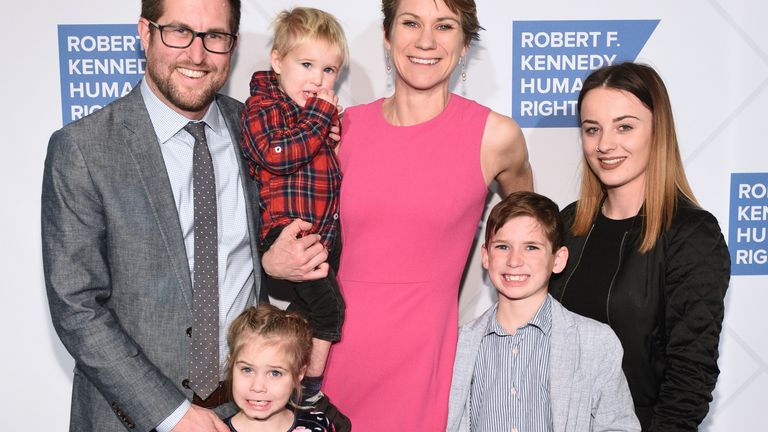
316,88,339,106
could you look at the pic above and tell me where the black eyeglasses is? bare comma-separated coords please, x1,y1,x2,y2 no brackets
147,20,236,54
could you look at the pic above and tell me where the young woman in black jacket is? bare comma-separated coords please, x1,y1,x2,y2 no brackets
549,62,730,431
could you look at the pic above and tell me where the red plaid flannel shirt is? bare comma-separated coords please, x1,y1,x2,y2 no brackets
240,71,341,250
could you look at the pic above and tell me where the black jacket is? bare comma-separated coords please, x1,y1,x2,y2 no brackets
550,198,730,431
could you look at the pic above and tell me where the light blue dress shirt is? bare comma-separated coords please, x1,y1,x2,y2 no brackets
140,79,254,431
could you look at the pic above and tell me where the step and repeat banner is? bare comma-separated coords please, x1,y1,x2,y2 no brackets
3,0,765,429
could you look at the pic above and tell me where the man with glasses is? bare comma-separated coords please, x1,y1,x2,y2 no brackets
42,0,332,431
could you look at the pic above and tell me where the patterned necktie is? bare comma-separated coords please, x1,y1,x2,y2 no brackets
184,121,220,399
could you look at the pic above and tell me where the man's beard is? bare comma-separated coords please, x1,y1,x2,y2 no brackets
146,61,226,113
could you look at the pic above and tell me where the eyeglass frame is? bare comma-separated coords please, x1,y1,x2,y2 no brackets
146,20,237,54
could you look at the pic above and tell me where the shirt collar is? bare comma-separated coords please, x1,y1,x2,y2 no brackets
485,295,553,337
140,78,226,144
249,70,294,104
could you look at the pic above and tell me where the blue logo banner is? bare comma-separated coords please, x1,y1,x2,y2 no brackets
58,24,146,125
512,20,659,128
729,173,768,275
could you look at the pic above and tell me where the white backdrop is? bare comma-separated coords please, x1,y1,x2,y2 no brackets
2,0,766,430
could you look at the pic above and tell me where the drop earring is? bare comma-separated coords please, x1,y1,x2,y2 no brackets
385,53,392,74
460,56,467,82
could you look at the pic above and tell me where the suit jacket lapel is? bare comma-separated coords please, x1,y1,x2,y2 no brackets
120,86,193,310
549,299,577,432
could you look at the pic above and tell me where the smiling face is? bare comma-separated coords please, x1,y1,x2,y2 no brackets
138,0,235,119
384,0,467,93
271,38,343,107
231,336,301,428
482,216,568,307
580,86,654,200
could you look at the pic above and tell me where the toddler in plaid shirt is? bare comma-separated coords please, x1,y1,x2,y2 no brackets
240,7,347,412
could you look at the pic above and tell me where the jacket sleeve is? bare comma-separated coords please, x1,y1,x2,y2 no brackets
592,326,642,432
651,209,730,431
42,129,185,431
240,95,337,176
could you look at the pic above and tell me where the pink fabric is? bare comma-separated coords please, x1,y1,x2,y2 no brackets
323,95,490,430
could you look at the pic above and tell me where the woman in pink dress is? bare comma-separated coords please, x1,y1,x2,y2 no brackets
322,0,533,429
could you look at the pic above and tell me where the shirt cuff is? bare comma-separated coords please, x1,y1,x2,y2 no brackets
155,400,191,432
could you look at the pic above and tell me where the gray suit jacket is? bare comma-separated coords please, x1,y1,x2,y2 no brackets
447,295,640,432
42,85,261,431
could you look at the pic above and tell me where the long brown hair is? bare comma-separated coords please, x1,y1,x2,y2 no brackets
572,62,698,252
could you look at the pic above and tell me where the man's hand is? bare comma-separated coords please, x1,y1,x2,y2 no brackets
172,405,229,432
262,219,329,282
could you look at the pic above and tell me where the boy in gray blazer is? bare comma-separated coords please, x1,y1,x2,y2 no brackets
447,191,640,432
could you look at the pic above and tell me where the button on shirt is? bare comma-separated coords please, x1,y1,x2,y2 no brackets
470,296,553,432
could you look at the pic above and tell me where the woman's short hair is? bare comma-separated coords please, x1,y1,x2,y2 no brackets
381,0,482,46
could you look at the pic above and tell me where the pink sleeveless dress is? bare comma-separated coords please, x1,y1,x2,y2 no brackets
323,95,490,430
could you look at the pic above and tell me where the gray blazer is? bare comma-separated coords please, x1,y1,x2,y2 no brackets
42,85,261,431
447,295,640,432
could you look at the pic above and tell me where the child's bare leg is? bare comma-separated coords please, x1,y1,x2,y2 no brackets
307,338,331,377
301,338,332,405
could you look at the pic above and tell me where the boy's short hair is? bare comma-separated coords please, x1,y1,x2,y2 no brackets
272,7,349,68
484,191,564,250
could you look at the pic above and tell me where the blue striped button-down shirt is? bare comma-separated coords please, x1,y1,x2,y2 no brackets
470,296,553,432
